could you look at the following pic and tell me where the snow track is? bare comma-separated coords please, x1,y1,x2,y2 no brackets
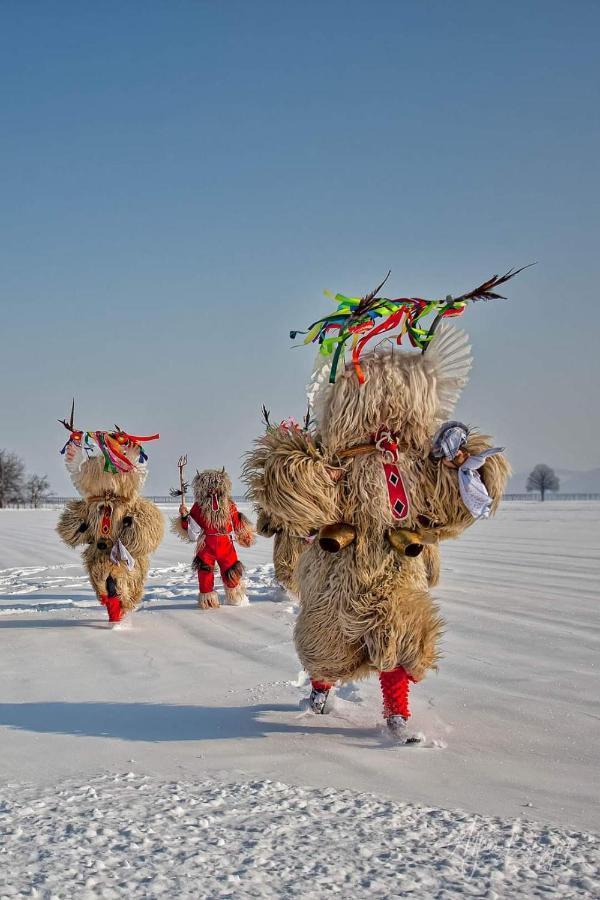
0,503,599,896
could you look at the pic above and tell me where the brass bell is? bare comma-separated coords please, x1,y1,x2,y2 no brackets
318,522,357,553
387,528,424,557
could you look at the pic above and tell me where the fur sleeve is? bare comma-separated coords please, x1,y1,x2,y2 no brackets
419,431,511,541
170,502,203,543
170,515,193,542
232,504,255,548
56,499,90,548
463,431,511,515
256,508,279,538
120,498,165,556
243,427,340,536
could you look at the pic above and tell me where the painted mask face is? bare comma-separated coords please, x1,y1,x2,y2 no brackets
192,468,233,509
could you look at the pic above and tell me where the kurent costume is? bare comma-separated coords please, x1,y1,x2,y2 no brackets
245,269,524,742
172,468,255,608
254,414,314,598
56,407,164,624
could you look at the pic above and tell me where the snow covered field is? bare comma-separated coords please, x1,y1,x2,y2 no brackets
0,502,598,897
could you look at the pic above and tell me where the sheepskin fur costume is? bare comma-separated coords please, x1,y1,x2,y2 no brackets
57,439,164,621
244,324,510,693
172,468,255,608
255,508,307,597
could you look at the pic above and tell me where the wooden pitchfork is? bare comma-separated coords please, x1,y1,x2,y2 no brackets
170,454,189,505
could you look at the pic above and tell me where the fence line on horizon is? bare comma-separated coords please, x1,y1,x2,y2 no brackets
1,493,600,509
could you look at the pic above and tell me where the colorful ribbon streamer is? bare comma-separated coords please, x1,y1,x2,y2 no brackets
292,291,468,383
60,429,159,470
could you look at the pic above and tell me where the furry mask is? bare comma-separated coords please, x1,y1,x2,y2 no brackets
192,468,233,506
64,443,148,500
308,324,472,451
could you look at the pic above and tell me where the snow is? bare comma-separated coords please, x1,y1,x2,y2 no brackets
2,775,598,899
0,502,599,897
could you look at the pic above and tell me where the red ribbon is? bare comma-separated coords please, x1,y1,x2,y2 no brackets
119,432,160,444
351,310,406,383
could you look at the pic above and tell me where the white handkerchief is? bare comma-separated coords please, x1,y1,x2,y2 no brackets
458,448,504,519
187,515,203,542
110,539,135,571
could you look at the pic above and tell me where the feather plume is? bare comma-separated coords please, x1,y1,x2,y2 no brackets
306,352,337,431
422,324,473,419
453,265,534,304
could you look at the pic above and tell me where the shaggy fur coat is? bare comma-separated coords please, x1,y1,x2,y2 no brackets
56,446,164,614
255,508,307,596
244,325,510,684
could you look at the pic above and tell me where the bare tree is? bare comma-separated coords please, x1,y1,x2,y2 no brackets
0,450,25,508
26,474,51,508
526,464,559,501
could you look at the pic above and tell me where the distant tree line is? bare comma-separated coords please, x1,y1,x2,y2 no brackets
0,449,52,508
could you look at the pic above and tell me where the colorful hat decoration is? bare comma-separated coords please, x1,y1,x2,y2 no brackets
260,404,312,435
291,266,531,385
58,400,159,474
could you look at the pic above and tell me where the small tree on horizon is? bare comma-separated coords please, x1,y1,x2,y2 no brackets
0,450,26,508
526,464,560,501
26,474,51,508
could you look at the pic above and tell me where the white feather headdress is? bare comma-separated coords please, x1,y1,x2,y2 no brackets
421,323,472,420
306,352,337,433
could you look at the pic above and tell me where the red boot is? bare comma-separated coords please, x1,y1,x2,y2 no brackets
100,593,124,623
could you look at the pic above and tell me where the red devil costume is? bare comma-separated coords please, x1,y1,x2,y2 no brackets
182,500,248,594
172,468,255,608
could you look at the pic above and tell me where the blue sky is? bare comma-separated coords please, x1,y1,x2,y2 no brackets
1,1,598,493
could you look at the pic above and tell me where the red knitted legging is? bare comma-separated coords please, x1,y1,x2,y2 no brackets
379,666,412,718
